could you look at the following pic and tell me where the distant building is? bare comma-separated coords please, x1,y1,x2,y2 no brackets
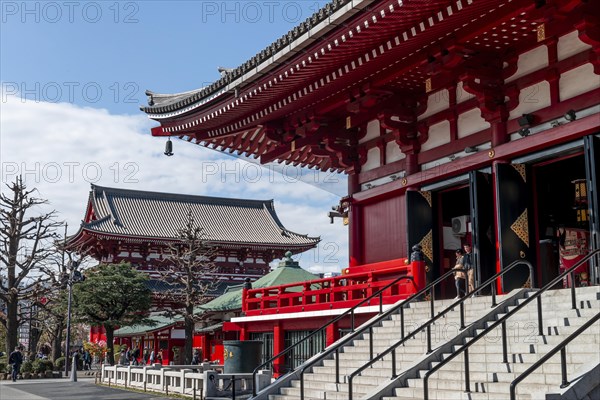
68,185,319,364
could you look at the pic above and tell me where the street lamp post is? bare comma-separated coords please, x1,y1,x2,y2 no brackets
64,261,83,377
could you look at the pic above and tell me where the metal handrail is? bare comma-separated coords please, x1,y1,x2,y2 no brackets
423,249,600,400
293,266,476,400
510,310,600,399
251,271,417,396
348,259,534,400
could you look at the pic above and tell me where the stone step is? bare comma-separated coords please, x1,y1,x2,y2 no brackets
516,294,600,308
417,368,577,383
524,287,600,299
314,359,414,376
325,350,424,363
434,350,592,366
278,385,363,400
493,308,599,323
405,376,561,395
453,333,600,354
404,296,507,310
289,378,375,392
387,386,532,400
357,331,451,343
344,343,429,354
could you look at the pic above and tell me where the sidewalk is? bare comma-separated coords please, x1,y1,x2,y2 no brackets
0,376,173,399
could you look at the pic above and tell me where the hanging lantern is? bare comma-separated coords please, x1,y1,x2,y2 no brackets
575,208,589,224
164,137,174,156
572,179,587,203
572,179,588,226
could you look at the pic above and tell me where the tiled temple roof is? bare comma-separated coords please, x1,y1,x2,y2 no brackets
76,185,319,249
200,252,318,312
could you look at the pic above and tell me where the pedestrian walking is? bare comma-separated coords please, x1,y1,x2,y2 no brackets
8,346,23,382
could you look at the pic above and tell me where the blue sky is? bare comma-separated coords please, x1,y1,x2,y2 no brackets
0,1,348,273
1,1,329,113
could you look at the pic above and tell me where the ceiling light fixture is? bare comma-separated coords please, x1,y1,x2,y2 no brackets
564,109,577,122
518,113,535,127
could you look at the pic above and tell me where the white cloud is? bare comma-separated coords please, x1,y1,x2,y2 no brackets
0,94,349,271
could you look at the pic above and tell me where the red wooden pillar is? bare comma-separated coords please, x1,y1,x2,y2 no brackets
492,159,508,294
201,335,207,357
349,174,363,266
273,322,285,376
405,152,419,176
410,260,427,292
326,321,339,346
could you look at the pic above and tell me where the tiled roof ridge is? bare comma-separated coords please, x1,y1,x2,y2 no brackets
90,184,274,209
141,0,356,114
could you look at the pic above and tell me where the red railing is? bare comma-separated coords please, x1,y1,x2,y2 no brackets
243,258,426,316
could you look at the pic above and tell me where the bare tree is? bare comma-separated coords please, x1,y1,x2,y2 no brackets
0,176,63,355
157,212,220,364
41,241,91,361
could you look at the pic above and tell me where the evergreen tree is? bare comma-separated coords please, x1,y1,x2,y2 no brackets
72,263,152,365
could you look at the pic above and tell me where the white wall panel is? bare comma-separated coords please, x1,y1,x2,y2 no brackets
509,81,551,119
386,141,405,163
457,109,490,138
557,30,592,61
456,81,475,104
422,120,451,150
506,45,549,83
560,64,600,101
362,147,381,172
359,119,380,144
419,89,450,119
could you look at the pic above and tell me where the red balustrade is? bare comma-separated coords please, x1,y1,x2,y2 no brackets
243,258,426,316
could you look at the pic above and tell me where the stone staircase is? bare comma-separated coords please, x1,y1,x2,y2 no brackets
256,286,600,400
390,286,600,400
263,289,525,400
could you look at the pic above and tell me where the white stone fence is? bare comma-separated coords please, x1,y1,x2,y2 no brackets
100,363,272,399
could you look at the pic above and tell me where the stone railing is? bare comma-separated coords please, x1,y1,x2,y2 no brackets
100,363,272,399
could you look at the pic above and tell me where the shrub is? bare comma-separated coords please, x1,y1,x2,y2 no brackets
42,359,54,372
32,359,53,373
0,363,6,374
54,357,65,370
21,361,33,373
32,359,45,373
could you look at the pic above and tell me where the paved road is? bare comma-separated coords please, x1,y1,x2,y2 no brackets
0,377,173,400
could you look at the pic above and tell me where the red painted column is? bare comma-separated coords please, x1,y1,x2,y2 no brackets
410,260,427,292
492,159,509,294
200,335,207,361
326,321,339,346
273,322,285,377
349,174,363,266
405,152,419,176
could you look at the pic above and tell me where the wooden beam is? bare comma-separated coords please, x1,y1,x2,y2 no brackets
260,129,327,164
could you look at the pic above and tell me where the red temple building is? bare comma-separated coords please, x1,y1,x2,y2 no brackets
138,0,600,377
68,184,319,364
141,0,599,296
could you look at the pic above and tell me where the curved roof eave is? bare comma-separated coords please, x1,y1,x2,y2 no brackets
140,0,367,116
76,228,319,248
